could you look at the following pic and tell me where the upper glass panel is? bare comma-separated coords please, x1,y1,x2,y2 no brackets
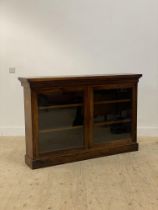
38,88,83,107
38,88,84,153
94,88,132,102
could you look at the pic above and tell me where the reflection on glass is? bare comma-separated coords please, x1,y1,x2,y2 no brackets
38,89,84,153
94,123,131,144
93,88,132,144
39,108,83,130
38,89,83,106
39,128,83,153
94,88,132,102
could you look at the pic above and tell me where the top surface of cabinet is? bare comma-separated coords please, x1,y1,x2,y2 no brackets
19,74,142,89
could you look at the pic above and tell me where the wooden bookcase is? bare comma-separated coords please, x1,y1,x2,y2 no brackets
19,74,142,169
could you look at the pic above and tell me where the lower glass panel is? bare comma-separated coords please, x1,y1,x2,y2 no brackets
93,123,131,144
39,127,84,153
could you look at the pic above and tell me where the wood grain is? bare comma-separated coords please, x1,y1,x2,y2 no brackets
19,74,142,169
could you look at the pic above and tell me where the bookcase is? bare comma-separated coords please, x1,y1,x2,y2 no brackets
19,74,142,169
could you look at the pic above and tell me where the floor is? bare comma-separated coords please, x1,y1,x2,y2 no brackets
0,137,158,210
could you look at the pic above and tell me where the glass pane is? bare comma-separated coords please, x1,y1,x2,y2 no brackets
38,89,84,153
93,88,132,144
94,88,132,102
39,128,83,153
39,107,83,130
94,123,131,144
38,89,83,106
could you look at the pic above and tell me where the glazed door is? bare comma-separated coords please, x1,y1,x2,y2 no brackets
92,86,133,146
37,87,85,153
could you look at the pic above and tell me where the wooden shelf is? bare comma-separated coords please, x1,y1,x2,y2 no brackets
39,103,82,110
94,119,131,127
39,99,130,110
39,125,83,134
94,99,131,105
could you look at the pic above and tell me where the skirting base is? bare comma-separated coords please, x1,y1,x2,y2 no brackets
25,143,139,169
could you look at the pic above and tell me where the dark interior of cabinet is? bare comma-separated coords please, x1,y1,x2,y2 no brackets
38,89,84,153
38,87,132,153
93,88,132,144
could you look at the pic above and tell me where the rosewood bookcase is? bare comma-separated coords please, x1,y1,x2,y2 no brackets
19,74,142,169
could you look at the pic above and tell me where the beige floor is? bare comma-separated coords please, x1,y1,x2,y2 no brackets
0,137,158,210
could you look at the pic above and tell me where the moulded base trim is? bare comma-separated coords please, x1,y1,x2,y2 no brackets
25,143,139,169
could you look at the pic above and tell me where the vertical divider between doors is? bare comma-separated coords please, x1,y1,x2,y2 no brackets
84,86,93,148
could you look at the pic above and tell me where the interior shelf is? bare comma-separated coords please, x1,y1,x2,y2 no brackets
39,99,131,110
39,125,83,133
94,99,131,105
39,103,82,110
94,119,131,127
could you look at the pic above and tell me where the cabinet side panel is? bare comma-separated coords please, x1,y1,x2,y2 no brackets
132,83,138,142
23,87,34,159
31,91,39,158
